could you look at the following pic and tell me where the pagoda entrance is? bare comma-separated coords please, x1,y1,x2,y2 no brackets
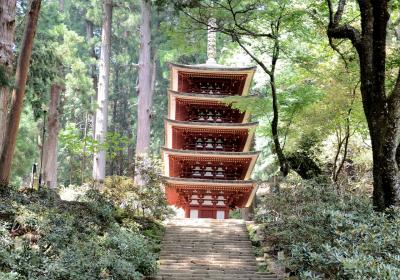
162,63,259,219
189,208,227,219
181,189,233,219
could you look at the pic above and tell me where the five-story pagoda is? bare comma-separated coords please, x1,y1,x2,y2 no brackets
162,24,259,219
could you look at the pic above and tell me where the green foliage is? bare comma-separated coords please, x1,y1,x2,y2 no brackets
286,133,323,179
102,157,171,220
255,181,400,279
0,187,160,279
10,110,40,186
58,124,130,185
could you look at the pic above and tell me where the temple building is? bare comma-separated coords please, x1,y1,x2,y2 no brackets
162,62,259,219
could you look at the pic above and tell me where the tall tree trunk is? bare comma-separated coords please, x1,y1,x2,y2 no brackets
327,0,400,210
86,19,98,138
0,0,41,186
43,84,61,188
92,0,112,182
0,0,16,156
135,0,152,157
134,0,153,184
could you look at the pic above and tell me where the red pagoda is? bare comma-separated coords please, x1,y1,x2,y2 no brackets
162,18,258,219
162,62,259,219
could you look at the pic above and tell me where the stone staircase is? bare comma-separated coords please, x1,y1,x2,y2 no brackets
153,218,279,280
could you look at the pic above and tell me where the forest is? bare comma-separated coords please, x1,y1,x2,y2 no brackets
1,0,400,279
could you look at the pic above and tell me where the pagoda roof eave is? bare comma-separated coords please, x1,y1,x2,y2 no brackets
161,147,260,158
168,90,259,100
164,177,257,208
169,62,257,72
163,176,256,186
164,118,259,128
169,90,232,100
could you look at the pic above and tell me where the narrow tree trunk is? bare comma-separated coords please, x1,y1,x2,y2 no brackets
110,64,120,175
270,74,289,177
59,0,64,12
135,0,152,157
0,89,9,155
0,0,16,155
92,0,112,182
81,113,88,184
0,0,41,186
234,19,289,178
110,97,117,175
43,84,61,188
268,34,289,177
86,19,98,138
332,83,357,183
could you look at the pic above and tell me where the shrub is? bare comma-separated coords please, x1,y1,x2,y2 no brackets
255,180,400,279
0,187,160,279
102,156,172,220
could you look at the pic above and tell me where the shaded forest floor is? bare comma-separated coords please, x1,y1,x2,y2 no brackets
0,186,164,280
253,179,400,279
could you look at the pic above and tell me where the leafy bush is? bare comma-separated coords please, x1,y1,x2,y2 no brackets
255,180,400,279
0,187,160,279
102,156,172,220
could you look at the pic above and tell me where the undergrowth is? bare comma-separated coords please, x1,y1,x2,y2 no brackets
255,179,400,280
0,186,164,280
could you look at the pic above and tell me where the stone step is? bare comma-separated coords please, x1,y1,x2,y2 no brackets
161,246,252,249
151,276,277,280
159,260,257,264
159,254,257,259
158,270,265,274
159,258,257,261
159,264,258,269
156,218,279,280
162,239,252,243
161,248,254,252
161,243,253,247
153,275,278,280
158,272,277,276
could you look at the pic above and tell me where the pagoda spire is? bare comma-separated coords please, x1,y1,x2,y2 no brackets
206,17,217,64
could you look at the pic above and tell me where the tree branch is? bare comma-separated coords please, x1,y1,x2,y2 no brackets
178,3,274,38
233,36,272,76
326,0,362,50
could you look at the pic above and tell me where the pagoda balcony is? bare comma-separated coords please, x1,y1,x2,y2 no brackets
162,148,259,181
178,72,247,96
179,162,246,180
163,177,257,209
167,91,251,124
175,101,244,123
180,133,245,152
165,119,258,153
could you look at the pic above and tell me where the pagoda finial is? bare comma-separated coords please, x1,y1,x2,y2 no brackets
206,17,217,64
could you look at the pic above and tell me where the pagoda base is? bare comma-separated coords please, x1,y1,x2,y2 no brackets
184,206,229,219
163,177,257,219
